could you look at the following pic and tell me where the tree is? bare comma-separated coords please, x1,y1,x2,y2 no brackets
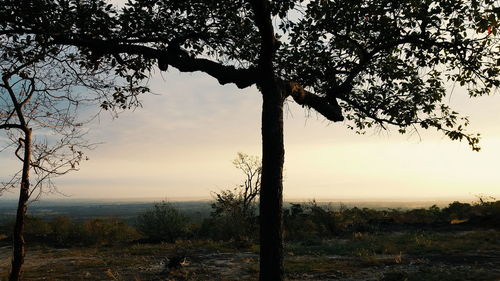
0,37,111,280
214,153,261,216
2,1,499,280
209,153,261,241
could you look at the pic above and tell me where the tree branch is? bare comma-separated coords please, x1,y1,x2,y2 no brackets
14,138,24,162
51,37,258,89
285,81,344,122
18,77,37,108
0,123,24,130
1,76,28,128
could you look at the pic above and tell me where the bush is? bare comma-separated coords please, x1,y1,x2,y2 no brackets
81,217,140,246
2,215,139,247
25,216,52,236
49,216,78,246
201,189,258,242
284,202,340,241
136,202,189,243
442,201,473,220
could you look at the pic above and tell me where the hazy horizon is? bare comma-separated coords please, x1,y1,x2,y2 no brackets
0,192,488,203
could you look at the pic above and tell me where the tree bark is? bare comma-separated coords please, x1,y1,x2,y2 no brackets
9,128,32,281
259,82,285,281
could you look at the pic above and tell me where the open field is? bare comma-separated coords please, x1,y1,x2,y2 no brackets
1,230,499,281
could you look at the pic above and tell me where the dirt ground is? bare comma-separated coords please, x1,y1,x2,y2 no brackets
1,243,500,281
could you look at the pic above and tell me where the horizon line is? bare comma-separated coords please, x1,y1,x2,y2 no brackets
0,195,488,203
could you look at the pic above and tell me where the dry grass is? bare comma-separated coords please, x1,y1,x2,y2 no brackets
0,230,499,280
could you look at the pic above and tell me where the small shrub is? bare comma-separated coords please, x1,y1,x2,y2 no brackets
25,216,52,236
82,217,140,246
136,202,189,243
49,216,77,246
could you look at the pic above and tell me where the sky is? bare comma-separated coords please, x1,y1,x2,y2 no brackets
2,67,500,202
1,0,499,202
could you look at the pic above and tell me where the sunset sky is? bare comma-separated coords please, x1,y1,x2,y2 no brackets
2,68,499,201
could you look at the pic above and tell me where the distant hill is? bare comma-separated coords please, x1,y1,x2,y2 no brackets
0,200,213,223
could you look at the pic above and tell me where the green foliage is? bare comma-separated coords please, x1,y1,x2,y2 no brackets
2,216,139,247
287,229,500,257
24,216,52,236
48,216,76,246
278,0,500,149
2,198,499,248
283,198,500,242
80,217,140,246
284,202,338,242
136,201,189,243
2,0,498,149
200,188,258,243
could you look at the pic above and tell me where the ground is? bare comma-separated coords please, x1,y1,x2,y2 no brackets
1,230,500,281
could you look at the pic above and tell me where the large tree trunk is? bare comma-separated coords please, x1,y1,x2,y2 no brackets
9,128,32,281
259,83,285,281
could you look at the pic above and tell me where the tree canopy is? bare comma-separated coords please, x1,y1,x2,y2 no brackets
2,0,499,149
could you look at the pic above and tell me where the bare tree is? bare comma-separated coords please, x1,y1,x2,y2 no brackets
210,153,261,241
232,152,261,213
0,39,113,281
213,153,261,214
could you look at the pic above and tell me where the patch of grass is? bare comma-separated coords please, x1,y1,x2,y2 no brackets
174,239,246,253
126,243,171,256
287,230,500,257
126,239,257,257
285,257,331,273
382,265,500,281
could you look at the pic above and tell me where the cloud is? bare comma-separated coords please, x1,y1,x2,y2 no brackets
3,69,500,201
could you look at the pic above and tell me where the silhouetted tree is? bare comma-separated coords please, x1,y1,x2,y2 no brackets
213,153,261,216
0,38,111,280
209,153,261,241
2,1,499,280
